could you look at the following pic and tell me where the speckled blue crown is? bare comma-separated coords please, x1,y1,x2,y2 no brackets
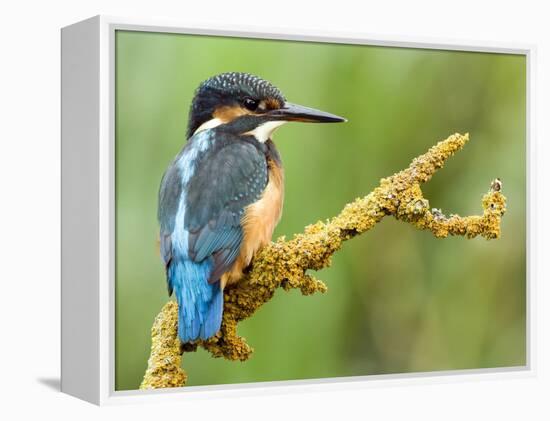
197,72,286,103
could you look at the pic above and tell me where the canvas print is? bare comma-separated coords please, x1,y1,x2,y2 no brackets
115,30,526,391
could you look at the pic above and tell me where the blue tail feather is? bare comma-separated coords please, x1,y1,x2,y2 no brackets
168,259,224,342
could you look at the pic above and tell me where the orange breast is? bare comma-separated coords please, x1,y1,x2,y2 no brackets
221,159,284,288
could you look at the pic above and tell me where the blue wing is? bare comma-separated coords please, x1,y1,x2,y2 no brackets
184,136,268,283
158,131,268,288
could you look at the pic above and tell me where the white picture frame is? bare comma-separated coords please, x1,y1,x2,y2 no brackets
61,15,535,405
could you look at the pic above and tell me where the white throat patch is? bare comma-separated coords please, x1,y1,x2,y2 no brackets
245,121,287,143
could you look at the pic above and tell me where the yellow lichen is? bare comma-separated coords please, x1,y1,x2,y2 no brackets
140,301,187,389
140,133,507,389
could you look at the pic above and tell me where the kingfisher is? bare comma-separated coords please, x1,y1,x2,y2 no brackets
158,72,346,342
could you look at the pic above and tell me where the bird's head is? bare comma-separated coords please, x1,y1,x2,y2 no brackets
187,72,346,141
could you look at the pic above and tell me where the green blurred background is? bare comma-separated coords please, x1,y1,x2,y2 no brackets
115,30,526,391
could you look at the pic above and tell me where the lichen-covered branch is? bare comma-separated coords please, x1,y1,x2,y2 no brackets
140,133,507,389
140,301,187,389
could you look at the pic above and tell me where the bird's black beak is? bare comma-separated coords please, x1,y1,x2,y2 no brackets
269,102,347,123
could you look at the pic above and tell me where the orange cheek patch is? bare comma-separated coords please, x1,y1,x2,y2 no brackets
213,105,252,122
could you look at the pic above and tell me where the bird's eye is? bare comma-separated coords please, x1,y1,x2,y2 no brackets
243,97,259,111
